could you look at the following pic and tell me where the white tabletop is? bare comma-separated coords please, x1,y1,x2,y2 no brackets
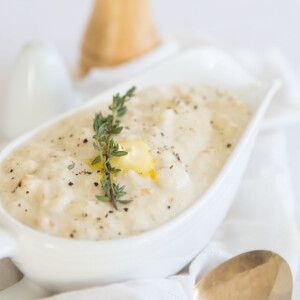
0,0,299,296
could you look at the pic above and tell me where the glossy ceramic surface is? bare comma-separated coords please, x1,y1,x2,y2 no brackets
3,41,73,139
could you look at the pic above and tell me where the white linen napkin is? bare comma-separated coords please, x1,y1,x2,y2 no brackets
39,46,300,299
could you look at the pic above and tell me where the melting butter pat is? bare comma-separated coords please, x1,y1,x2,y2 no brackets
111,140,156,179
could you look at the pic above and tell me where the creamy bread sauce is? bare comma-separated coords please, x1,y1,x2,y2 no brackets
0,85,251,240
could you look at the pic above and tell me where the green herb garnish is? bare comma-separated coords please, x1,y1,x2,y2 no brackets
93,87,136,210
68,163,75,170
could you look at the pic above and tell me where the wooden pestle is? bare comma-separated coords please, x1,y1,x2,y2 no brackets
79,0,160,77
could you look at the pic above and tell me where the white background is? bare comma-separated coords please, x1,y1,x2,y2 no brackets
0,0,299,295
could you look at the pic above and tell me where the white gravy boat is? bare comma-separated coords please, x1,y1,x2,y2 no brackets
0,46,280,299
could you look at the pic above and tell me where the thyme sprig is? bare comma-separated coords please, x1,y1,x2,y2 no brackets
92,86,136,210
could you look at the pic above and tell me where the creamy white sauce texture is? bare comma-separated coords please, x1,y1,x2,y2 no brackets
0,85,251,240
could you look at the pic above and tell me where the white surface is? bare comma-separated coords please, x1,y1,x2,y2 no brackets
0,0,299,298
0,46,279,297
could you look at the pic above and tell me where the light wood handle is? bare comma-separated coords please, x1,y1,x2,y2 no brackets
79,0,160,77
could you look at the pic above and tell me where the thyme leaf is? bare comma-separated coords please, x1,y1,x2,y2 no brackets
91,155,101,165
68,163,75,170
96,195,109,202
118,200,133,204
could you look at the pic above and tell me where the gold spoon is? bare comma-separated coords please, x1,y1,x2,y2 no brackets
194,250,293,300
